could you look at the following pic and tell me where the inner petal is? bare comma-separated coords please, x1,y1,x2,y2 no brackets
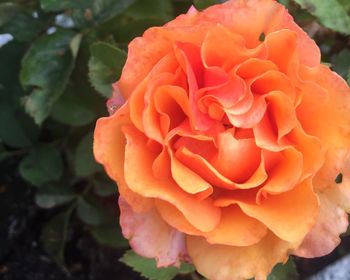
251,70,296,101
236,58,278,79
200,69,246,109
258,147,303,198
212,130,261,183
123,125,221,232
264,29,298,75
154,85,189,135
174,42,215,131
169,147,213,200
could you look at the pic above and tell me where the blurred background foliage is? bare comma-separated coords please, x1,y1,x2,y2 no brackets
0,0,349,279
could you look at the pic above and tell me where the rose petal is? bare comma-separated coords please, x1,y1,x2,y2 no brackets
108,85,125,115
288,126,324,180
123,125,221,232
201,24,264,69
251,71,295,98
155,199,202,235
204,205,268,247
264,29,298,74
226,95,267,128
215,179,319,243
258,147,303,196
213,131,261,182
320,151,350,212
236,58,278,79
153,85,189,134
170,148,213,199
152,147,171,180
119,197,189,267
200,0,286,48
293,193,348,258
174,42,215,131
187,231,294,280
297,65,350,149
94,104,152,212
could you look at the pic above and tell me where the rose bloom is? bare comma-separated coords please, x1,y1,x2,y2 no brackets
94,0,350,279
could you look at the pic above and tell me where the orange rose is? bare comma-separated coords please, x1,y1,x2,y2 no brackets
94,0,350,279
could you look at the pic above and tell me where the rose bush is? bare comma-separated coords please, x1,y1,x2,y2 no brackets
94,0,350,279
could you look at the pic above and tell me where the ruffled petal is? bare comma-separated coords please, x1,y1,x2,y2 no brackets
215,179,319,243
297,65,350,149
123,125,221,232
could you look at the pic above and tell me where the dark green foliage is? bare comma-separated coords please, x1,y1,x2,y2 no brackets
267,259,299,280
120,250,196,280
74,131,102,177
91,224,129,248
20,30,81,124
0,0,349,279
19,145,63,186
41,206,74,264
293,0,350,34
88,42,126,97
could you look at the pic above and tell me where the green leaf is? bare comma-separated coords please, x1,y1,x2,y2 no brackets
120,250,195,280
331,49,350,79
278,0,290,7
0,41,39,147
42,206,73,264
126,0,173,20
74,131,102,177
50,86,96,126
35,184,76,209
0,41,27,98
93,175,116,197
62,0,137,28
339,0,350,11
0,11,46,42
88,42,126,98
109,17,165,44
91,224,128,248
20,30,82,124
293,0,350,35
0,145,9,163
40,0,92,12
19,145,63,187
193,0,218,10
77,197,112,226
0,3,20,26
0,102,39,148
267,258,298,280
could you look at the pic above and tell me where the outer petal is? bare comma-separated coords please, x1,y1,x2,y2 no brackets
187,231,295,280
93,104,152,212
118,0,320,98
119,197,188,267
198,0,320,67
320,150,350,212
297,65,350,150
293,193,348,258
